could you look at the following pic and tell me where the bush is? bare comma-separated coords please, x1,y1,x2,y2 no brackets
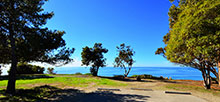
84,73,92,76
136,76,141,81
74,72,83,75
15,63,45,74
113,75,125,79
130,75,139,78
47,68,56,74
130,74,164,79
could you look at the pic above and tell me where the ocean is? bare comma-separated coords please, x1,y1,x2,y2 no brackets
53,67,207,80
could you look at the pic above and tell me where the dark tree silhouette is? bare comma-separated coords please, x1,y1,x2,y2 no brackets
81,43,108,76
0,0,74,94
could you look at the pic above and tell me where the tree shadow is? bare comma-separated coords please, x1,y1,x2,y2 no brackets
0,85,150,102
0,74,54,81
99,76,179,84
99,76,153,83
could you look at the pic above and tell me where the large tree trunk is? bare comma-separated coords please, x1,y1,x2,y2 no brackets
90,67,99,76
218,61,220,86
210,68,219,84
6,31,17,94
6,59,17,94
206,69,211,89
202,69,211,89
6,1,17,94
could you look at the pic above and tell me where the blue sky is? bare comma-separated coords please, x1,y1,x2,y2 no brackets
42,0,177,67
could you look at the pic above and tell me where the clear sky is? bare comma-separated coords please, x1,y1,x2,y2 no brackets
42,0,177,67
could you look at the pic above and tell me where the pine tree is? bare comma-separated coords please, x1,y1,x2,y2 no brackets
0,0,74,94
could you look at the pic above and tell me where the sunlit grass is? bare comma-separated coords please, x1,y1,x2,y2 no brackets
0,75,127,90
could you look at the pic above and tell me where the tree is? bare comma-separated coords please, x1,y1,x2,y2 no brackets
156,0,220,89
114,43,135,77
0,66,2,76
81,43,108,76
0,0,74,94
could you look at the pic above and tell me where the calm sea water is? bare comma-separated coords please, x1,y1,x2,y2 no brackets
53,67,206,80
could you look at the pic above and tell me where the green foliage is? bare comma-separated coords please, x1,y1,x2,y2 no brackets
84,73,92,76
81,43,108,76
130,74,162,79
46,68,56,75
113,75,125,79
0,0,75,65
15,63,45,74
166,0,220,64
74,72,83,75
156,0,220,89
114,43,135,77
130,75,139,78
0,0,74,93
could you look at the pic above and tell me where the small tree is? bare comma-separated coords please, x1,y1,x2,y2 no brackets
81,43,108,76
114,43,135,77
47,67,56,74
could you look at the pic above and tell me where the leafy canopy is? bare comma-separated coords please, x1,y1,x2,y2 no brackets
0,0,74,94
0,0,74,66
156,0,220,89
156,0,220,67
114,43,135,77
81,43,108,76
81,43,108,68
166,0,220,65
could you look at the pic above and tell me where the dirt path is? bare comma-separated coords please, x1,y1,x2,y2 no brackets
114,89,207,102
47,87,207,102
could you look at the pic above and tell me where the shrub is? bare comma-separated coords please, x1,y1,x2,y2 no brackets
15,63,45,74
142,74,153,79
130,74,163,79
130,75,139,78
84,73,92,76
47,68,56,74
74,72,83,75
136,76,141,81
113,75,125,79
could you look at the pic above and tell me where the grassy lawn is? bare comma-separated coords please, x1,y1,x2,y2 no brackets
0,74,127,90
1,74,220,102
0,74,128,101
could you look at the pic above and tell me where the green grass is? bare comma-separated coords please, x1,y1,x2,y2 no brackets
0,74,127,101
0,85,60,102
0,74,127,90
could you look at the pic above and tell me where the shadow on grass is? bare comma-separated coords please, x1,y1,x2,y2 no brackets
0,74,54,81
100,76,178,84
0,85,150,102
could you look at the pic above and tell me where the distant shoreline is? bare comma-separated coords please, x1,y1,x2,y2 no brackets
1,67,208,80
